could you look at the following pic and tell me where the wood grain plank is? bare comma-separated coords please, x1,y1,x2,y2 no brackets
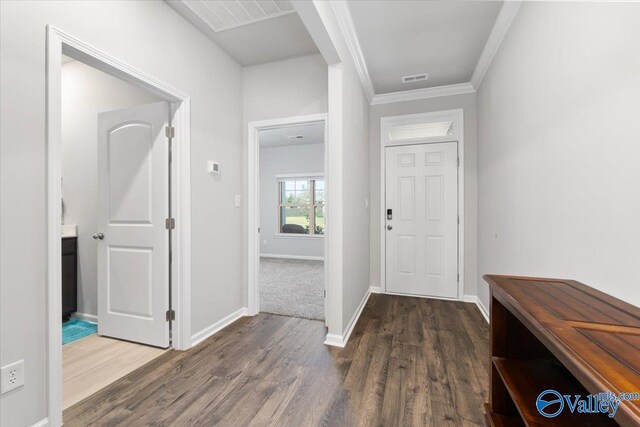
64,295,489,426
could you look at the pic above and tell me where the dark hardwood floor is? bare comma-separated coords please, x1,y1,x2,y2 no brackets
64,294,489,426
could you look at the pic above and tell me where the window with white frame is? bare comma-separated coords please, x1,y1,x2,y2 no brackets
278,176,324,235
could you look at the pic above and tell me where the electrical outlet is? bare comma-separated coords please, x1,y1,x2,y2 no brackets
1,360,25,394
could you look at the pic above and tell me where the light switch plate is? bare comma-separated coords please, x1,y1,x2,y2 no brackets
207,160,220,174
235,195,242,207
1,360,25,394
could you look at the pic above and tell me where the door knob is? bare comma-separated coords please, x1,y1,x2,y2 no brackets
387,225,393,230
92,232,104,240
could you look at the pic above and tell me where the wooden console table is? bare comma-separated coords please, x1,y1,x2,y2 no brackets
484,275,640,427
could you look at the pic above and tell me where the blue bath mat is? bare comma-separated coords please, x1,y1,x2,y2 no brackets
63,318,97,345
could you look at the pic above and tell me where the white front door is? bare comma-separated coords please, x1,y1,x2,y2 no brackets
385,142,458,298
97,101,170,348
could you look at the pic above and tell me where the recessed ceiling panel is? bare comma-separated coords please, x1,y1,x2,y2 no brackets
181,0,295,32
348,1,503,94
166,0,319,66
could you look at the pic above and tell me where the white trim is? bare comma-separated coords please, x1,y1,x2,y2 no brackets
470,2,522,90
272,234,324,239
172,99,192,352
324,288,371,348
191,308,248,347
46,25,192,427
382,290,461,302
275,172,324,179
323,333,345,347
463,294,477,304
260,253,324,261
327,1,375,102
371,83,475,105
31,418,49,427
379,109,465,302
369,286,382,294
464,295,490,323
325,64,343,331
476,297,490,323
71,312,98,323
247,114,328,319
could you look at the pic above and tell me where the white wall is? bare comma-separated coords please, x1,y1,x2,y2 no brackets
61,60,162,317
339,61,371,334
369,94,478,298
477,2,640,311
242,54,328,303
0,1,243,425
242,54,328,124
260,143,325,258
302,2,372,338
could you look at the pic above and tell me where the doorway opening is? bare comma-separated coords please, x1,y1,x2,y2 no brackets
60,56,170,410
248,115,328,322
46,26,192,426
259,123,325,320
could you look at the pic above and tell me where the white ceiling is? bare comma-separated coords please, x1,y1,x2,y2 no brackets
259,123,324,148
348,1,503,94
179,0,295,32
166,0,319,66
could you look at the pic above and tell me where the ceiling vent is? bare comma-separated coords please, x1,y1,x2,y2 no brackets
402,73,429,84
181,0,295,33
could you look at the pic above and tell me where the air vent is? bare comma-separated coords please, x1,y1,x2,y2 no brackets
181,0,295,33
402,73,428,84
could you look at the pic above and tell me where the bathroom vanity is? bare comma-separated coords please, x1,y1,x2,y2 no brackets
62,225,78,319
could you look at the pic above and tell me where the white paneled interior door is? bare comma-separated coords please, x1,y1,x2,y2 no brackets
385,142,458,298
97,101,170,348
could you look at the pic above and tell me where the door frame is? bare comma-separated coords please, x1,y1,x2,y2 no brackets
247,114,328,321
46,25,192,426
379,109,464,300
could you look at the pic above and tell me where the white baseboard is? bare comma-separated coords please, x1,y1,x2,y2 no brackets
324,288,371,348
323,333,344,347
381,290,460,302
462,295,490,323
372,291,490,324
191,307,248,347
260,253,324,261
31,418,49,427
71,312,98,323
475,297,490,323
463,294,477,303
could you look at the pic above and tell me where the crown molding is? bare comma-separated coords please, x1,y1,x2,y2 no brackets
470,1,522,90
370,82,475,106
328,1,375,103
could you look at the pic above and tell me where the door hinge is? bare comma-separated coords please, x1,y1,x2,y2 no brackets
166,309,175,322
165,126,175,139
324,290,326,298
457,273,460,283
457,157,460,167
165,218,175,229
457,215,460,225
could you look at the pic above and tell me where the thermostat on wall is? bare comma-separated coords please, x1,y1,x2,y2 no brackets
207,161,220,174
